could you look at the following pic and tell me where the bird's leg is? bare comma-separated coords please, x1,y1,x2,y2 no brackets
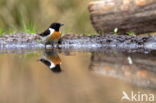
50,41,54,48
57,38,63,49
58,38,62,45
45,41,50,49
45,41,53,49
58,38,62,44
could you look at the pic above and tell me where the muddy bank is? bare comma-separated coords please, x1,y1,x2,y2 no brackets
0,33,40,43
0,33,156,53
61,34,156,53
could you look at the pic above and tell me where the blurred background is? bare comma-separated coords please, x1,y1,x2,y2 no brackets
0,0,95,34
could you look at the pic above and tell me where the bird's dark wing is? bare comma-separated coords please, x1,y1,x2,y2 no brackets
39,29,50,37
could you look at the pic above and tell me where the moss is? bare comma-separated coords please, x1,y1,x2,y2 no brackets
127,32,136,36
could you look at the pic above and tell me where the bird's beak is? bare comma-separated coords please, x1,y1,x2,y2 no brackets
61,24,64,26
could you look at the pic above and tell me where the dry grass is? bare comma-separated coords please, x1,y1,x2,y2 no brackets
0,0,96,34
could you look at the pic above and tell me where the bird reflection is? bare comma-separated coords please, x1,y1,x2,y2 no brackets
39,49,62,73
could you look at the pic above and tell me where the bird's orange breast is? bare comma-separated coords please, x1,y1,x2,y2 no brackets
46,32,61,41
48,56,61,65
52,32,61,40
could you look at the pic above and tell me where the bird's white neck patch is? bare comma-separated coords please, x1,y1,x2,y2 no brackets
49,28,55,34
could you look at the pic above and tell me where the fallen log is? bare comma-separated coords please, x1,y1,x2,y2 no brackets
88,0,156,34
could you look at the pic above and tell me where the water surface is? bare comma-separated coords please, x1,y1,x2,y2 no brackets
0,49,156,103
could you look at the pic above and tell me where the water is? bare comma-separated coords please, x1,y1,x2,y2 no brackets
0,48,156,103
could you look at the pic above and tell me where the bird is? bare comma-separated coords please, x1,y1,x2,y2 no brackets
39,50,62,73
38,22,64,46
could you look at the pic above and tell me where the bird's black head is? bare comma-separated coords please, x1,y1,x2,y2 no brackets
51,64,62,73
50,22,64,31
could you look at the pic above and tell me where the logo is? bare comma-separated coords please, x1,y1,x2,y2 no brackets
121,91,155,102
